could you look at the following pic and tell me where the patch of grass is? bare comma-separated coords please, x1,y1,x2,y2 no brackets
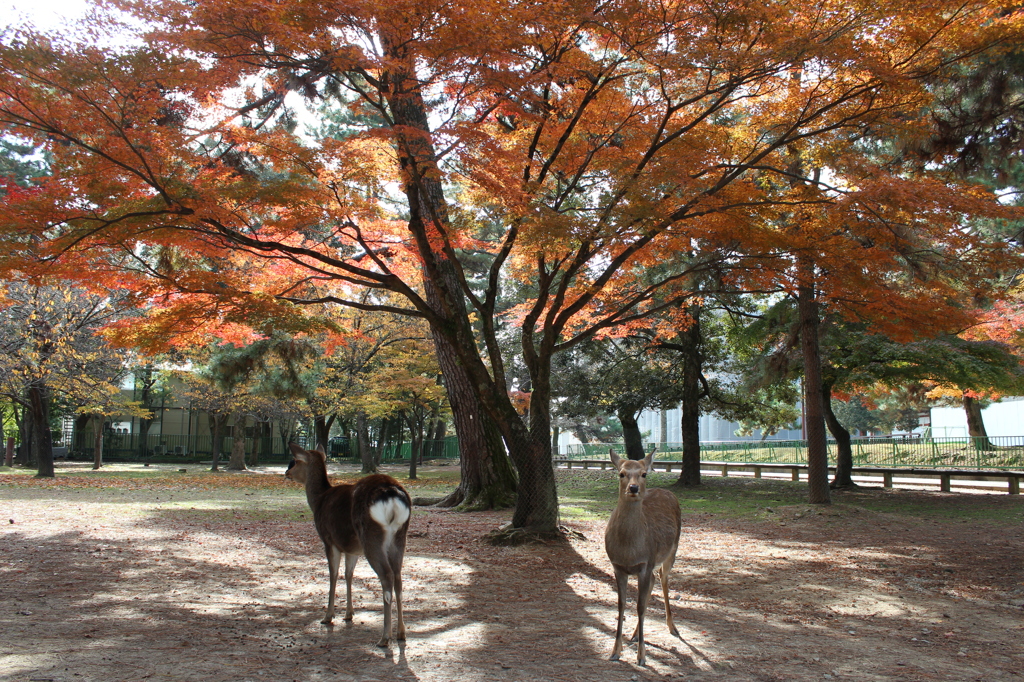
5,463,1023,528
555,469,810,520
838,487,1024,523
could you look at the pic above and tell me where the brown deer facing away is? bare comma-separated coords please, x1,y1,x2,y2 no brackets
604,447,682,666
286,443,411,647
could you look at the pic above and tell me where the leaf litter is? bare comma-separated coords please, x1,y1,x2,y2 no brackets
1,464,1023,681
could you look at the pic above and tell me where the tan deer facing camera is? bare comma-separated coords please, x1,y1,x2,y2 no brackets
286,443,411,647
604,446,682,666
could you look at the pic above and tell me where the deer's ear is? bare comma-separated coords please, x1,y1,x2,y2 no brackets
643,449,655,472
314,445,326,456
609,447,622,469
289,443,309,462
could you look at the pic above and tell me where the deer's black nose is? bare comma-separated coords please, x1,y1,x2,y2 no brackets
628,484,639,494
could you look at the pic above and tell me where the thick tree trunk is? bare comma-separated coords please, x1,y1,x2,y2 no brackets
11,401,25,466
797,263,831,504
963,394,993,450
135,366,157,458
619,408,646,460
823,382,854,488
381,38,518,512
28,382,54,478
137,418,153,458
209,411,228,471
679,400,702,487
505,367,560,536
430,417,446,458
228,415,248,470
356,411,377,474
313,414,335,452
407,414,422,481
250,420,267,466
675,306,704,487
433,350,517,509
92,414,104,470
18,404,31,466
4,437,13,467
71,413,89,459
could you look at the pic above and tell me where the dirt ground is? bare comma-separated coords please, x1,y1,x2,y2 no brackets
2,465,1023,682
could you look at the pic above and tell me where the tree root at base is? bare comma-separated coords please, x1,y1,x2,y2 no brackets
415,486,515,511
485,523,580,546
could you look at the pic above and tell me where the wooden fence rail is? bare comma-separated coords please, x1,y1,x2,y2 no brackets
552,458,1024,495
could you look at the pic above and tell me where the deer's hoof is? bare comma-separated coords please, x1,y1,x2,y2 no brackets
321,618,334,626
376,637,390,648
610,653,620,661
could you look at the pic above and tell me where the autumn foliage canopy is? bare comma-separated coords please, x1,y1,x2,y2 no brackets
1,0,1021,520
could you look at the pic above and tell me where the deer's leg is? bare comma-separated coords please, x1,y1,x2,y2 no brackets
660,562,679,637
393,566,406,641
322,544,342,625
636,567,654,666
376,565,396,648
610,566,629,661
364,544,395,647
390,544,406,641
343,553,359,621
631,575,657,642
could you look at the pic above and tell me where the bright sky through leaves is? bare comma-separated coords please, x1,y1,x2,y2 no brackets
1,0,88,30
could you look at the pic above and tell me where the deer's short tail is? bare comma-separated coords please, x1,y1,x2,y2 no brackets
367,486,411,553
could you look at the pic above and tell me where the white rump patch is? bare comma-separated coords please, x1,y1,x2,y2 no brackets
369,497,411,553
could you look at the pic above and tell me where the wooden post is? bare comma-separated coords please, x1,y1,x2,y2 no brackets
583,461,589,470
721,464,729,477
791,467,800,481
940,473,951,492
883,472,893,488
754,466,762,479
1009,476,1020,495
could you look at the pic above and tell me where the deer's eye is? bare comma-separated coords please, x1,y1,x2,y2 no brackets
641,472,647,478
619,472,625,478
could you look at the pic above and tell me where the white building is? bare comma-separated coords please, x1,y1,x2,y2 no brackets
929,396,1024,439
554,397,1024,449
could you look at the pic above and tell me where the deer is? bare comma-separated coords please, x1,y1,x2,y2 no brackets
604,446,682,666
285,443,411,647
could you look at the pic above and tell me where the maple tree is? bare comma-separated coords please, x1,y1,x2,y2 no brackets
0,281,139,475
1,0,1022,522
364,336,449,481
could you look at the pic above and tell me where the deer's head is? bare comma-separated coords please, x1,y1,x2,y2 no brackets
609,447,657,499
286,443,325,484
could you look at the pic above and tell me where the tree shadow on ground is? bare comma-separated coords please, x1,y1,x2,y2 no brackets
3,481,1023,681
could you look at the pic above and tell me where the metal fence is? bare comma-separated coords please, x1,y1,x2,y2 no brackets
378,437,460,463
64,432,461,466
55,432,1024,470
69,432,296,465
559,436,1024,469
